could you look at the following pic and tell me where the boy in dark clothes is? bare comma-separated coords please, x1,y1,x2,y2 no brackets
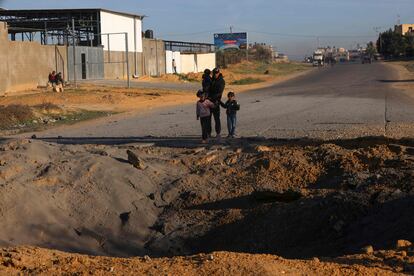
196,90,215,143
220,91,240,138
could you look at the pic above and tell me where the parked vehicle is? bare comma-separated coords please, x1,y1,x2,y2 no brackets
362,55,372,64
313,50,324,67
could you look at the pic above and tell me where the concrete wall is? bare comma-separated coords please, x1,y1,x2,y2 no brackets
103,51,143,79
103,39,165,79
196,53,216,73
100,11,143,53
181,54,197,74
177,53,216,74
0,22,67,95
142,39,166,76
0,22,10,95
166,51,181,74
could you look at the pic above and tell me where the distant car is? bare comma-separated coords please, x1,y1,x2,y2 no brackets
362,56,372,64
374,54,383,61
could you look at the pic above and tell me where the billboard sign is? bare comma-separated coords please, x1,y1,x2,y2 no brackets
214,32,248,50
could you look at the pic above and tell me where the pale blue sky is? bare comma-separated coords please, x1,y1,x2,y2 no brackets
1,0,413,59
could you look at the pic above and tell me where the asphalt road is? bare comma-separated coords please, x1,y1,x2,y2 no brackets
32,63,414,141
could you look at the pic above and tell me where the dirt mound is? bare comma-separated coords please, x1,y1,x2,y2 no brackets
0,247,404,275
1,137,414,273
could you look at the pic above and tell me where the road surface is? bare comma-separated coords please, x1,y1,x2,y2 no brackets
31,63,414,141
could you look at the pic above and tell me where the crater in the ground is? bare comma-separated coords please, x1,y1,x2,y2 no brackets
1,137,414,259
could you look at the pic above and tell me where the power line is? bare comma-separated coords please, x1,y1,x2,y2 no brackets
159,27,378,39
159,28,226,37
235,28,377,39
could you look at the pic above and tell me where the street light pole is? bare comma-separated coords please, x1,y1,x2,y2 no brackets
72,18,77,88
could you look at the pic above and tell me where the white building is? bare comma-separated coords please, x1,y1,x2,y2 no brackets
99,9,143,53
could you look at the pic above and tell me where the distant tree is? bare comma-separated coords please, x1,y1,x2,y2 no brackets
250,44,273,62
377,29,410,58
366,41,377,57
406,35,414,57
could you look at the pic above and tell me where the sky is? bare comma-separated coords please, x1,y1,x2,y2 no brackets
1,0,413,60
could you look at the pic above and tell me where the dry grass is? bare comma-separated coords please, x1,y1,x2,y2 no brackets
0,105,35,129
34,102,62,114
230,77,265,85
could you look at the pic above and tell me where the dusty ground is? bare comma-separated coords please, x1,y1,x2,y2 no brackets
0,86,193,135
3,62,413,275
0,86,193,113
386,60,414,96
0,247,408,275
1,137,414,274
0,62,312,136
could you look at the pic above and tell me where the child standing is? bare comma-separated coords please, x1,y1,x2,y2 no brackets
220,92,240,138
196,90,215,143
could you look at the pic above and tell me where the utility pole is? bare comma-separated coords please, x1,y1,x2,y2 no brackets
246,32,249,62
72,18,77,88
230,25,233,34
125,32,130,88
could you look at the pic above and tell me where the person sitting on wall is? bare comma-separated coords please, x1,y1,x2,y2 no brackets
48,71,57,89
54,72,64,93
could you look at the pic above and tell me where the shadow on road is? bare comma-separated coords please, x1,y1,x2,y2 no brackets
29,135,414,152
378,79,414,83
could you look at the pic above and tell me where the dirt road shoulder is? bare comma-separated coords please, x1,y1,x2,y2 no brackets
384,61,414,97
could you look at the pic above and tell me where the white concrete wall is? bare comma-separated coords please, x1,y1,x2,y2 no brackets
196,53,216,73
181,54,197,74
166,50,181,74
100,11,143,53
166,52,215,74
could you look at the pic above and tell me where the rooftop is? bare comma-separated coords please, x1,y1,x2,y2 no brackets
0,8,144,20
0,8,144,45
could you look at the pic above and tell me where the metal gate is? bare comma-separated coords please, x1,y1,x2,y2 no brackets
67,46,104,81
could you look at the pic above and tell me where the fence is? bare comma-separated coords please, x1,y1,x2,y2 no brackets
68,30,131,88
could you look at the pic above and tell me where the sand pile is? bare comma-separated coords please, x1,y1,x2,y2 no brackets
1,137,414,273
0,246,407,275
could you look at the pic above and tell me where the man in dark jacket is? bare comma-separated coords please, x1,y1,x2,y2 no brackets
208,68,225,138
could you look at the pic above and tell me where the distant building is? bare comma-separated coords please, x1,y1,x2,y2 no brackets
395,24,414,36
275,53,289,62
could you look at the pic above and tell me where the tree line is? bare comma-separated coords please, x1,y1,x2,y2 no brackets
377,29,414,58
216,44,274,68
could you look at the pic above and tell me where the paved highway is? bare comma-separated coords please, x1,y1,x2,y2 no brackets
32,63,414,141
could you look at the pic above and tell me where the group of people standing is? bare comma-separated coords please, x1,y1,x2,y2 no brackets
196,68,240,143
